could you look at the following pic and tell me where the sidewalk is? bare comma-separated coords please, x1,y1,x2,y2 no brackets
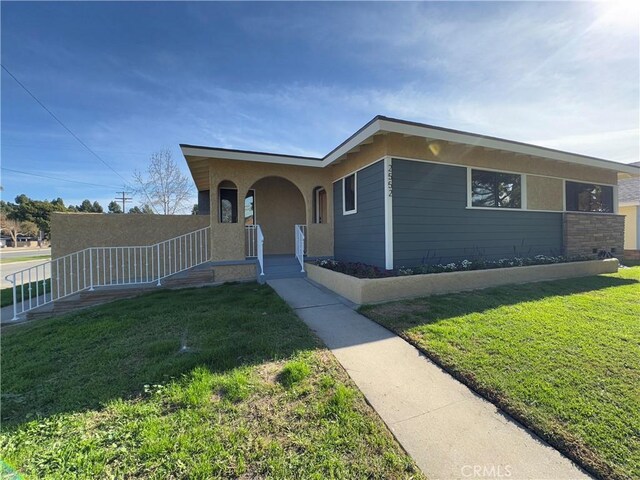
268,278,589,480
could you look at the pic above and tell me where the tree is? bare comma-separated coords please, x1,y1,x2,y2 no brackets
0,213,38,247
75,199,103,213
132,149,192,214
108,201,123,214
191,203,198,215
128,204,154,214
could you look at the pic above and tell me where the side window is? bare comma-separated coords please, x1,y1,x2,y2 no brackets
565,181,613,213
219,188,237,223
343,173,356,214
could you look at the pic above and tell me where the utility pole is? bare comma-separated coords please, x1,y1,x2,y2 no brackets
114,191,133,212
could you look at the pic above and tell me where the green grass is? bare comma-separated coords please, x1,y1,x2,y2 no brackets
361,267,640,480
1,283,422,479
0,279,51,308
0,254,50,264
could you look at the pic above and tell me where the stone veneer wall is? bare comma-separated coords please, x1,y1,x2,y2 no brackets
563,213,624,258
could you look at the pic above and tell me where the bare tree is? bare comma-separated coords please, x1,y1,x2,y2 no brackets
0,213,37,247
132,149,192,214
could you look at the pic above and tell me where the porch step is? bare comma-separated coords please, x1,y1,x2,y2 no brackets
25,287,153,321
21,264,219,322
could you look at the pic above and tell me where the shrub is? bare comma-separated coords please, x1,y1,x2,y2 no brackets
314,254,592,279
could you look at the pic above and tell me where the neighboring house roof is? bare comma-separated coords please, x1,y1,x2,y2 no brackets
619,161,640,205
181,115,640,187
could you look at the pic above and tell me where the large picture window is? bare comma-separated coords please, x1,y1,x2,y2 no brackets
471,169,522,208
343,173,356,214
565,181,613,213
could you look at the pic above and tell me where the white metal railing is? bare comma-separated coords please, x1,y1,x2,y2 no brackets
256,225,264,277
295,224,305,272
245,225,258,258
4,227,210,321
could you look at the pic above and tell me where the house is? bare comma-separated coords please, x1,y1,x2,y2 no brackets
618,161,640,259
10,115,639,320
182,115,639,274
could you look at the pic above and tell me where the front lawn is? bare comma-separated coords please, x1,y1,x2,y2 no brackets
0,254,50,264
1,283,422,479
361,267,640,480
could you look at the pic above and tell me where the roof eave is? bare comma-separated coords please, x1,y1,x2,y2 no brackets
181,116,640,176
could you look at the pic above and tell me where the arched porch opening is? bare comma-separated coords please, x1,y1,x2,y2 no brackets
248,176,306,255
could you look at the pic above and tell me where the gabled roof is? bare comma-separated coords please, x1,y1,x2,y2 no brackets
181,115,640,176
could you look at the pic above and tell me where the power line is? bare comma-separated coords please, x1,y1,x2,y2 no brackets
1,167,121,189
1,63,131,187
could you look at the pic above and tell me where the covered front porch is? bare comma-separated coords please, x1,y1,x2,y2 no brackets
189,158,334,277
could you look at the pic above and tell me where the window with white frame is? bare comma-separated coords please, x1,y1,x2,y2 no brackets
343,173,356,214
471,169,522,209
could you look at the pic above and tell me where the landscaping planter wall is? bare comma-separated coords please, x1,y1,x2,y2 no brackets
306,259,619,305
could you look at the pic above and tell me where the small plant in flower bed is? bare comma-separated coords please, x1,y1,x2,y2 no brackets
315,259,395,279
315,254,593,279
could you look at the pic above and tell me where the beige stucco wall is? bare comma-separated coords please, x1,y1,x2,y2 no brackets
620,205,638,250
207,159,334,261
252,177,305,254
51,213,210,259
307,259,619,305
213,264,256,282
329,134,388,180
527,175,564,211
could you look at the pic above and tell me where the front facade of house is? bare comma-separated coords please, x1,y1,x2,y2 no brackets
182,116,638,274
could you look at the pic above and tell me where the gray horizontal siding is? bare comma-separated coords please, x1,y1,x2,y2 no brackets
334,160,385,267
392,160,563,267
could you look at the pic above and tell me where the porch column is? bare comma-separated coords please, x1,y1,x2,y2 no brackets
209,167,246,262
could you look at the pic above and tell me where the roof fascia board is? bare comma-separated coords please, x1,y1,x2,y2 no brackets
376,119,640,176
182,146,322,167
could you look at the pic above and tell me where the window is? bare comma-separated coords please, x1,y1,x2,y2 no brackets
343,173,356,214
244,190,255,225
219,188,237,223
313,187,327,223
471,169,522,209
565,181,613,213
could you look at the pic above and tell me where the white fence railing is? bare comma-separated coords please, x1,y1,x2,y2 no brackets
245,225,258,258
246,224,265,277
5,227,210,321
256,225,264,277
295,224,305,273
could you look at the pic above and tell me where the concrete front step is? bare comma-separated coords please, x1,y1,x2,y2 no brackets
263,255,306,280
263,271,307,280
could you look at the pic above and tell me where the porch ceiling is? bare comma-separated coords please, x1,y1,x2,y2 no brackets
185,157,210,191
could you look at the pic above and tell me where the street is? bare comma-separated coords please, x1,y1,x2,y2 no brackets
0,247,51,259
1,259,51,288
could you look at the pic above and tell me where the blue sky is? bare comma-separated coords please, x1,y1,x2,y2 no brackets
2,1,638,211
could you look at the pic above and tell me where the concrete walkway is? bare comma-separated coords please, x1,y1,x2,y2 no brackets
268,278,590,480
